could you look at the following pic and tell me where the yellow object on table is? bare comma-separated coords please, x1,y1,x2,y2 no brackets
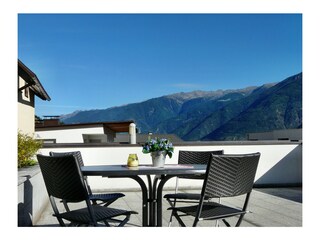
127,154,139,167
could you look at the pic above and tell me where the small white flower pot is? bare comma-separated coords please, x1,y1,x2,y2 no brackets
151,151,167,167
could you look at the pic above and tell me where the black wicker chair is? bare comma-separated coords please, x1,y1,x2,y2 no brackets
49,151,125,210
164,150,224,226
37,154,137,226
168,152,260,227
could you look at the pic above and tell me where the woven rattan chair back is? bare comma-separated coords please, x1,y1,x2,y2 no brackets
49,151,89,192
49,151,125,208
178,150,224,180
203,153,260,198
178,150,224,164
37,154,88,202
50,151,84,167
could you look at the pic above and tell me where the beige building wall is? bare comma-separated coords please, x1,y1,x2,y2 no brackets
18,102,35,135
18,76,35,135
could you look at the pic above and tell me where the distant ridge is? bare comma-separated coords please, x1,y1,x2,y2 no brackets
61,73,302,140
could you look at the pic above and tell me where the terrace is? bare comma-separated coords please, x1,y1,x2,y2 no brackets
34,188,301,227
18,140,302,227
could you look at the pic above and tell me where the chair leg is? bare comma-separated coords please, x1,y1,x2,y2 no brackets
102,199,117,207
235,213,246,227
117,214,130,227
222,219,231,227
192,218,199,227
215,197,221,227
103,220,111,226
62,199,71,212
49,197,66,226
235,192,251,227
168,177,180,226
167,198,177,227
172,210,186,227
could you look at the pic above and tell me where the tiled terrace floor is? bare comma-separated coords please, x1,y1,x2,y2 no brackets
35,187,302,227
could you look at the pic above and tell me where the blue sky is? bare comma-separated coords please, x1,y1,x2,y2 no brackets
18,14,302,117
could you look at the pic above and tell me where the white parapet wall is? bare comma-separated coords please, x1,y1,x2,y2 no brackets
38,141,302,192
36,127,104,143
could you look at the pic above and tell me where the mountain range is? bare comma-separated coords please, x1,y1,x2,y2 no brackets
61,72,302,141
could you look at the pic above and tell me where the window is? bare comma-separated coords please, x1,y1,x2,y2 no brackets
24,87,29,98
42,139,56,144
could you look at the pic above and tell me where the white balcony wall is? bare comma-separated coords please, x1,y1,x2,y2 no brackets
39,141,302,192
36,127,104,143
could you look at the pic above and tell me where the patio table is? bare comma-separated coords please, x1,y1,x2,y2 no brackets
81,164,206,226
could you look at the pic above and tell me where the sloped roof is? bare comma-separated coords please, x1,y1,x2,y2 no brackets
18,59,51,101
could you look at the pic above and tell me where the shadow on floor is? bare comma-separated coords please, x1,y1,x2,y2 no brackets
254,187,302,203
